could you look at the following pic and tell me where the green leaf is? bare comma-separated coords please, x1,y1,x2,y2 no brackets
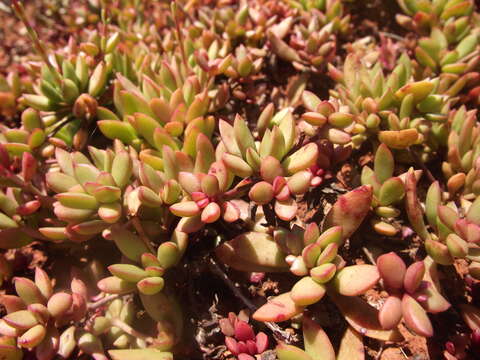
303,317,335,360
276,343,313,360
109,349,173,360
378,177,405,206
332,265,379,296
215,232,288,272
337,326,365,360
98,120,137,144
374,144,394,184
328,291,403,341
108,225,150,262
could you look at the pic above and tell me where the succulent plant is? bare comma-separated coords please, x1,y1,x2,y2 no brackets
215,186,393,344
404,171,480,281
0,268,90,358
361,143,411,236
267,0,349,71
396,0,475,34
413,26,479,77
376,253,450,337
324,50,470,155
2,0,480,358
0,265,180,360
219,311,269,360
217,110,319,221
443,106,480,197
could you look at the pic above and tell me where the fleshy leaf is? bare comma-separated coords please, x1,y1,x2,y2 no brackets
323,185,373,241
108,225,150,262
276,343,313,360
378,129,419,149
215,232,288,272
282,143,318,175
374,144,394,183
328,291,403,341
303,317,335,360
290,277,326,306
425,181,442,229
405,169,430,240
378,296,402,330
337,326,365,360
402,294,433,337
378,178,405,206
377,252,406,290
332,265,379,296
252,292,304,323
109,349,173,360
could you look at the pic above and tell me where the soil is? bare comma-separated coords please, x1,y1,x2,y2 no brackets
0,1,479,360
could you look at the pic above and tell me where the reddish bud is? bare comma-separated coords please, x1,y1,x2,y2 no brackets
17,200,41,216
225,336,239,355
237,341,248,354
235,320,255,342
22,152,37,182
246,339,258,355
238,354,255,360
220,318,235,337
255,332,269,353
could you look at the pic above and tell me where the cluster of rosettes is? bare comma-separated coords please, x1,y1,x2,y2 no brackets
0,268,88,359
376,253,450,337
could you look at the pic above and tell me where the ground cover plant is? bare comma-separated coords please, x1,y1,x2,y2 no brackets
1,0,480,359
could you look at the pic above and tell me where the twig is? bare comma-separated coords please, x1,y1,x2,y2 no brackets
6,173,50,204
87,294,120,310
379,31,406,42
11,0,62,83
174,1,194,24
362,246,376,265
47,117,76,139
171,1,190,76
408,148,437,184
208,257,296,344
375,344,385,360
110,318,154,343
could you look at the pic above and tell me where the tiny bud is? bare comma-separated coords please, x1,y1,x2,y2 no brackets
21,152,37,182
73,94,98,120
73,128,88,150
362,97,378,113
255,332,269,353
234,320,255,342
249,272,265,283
225,336,239,355
17,200,41,216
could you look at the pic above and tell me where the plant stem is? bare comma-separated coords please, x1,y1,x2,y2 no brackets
362,246,376,265
110,318,154,343
7,174,40,195
408,148,437,184
11,0,62,83
88,294,120,310
47,116,76,139
171,1,190,76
